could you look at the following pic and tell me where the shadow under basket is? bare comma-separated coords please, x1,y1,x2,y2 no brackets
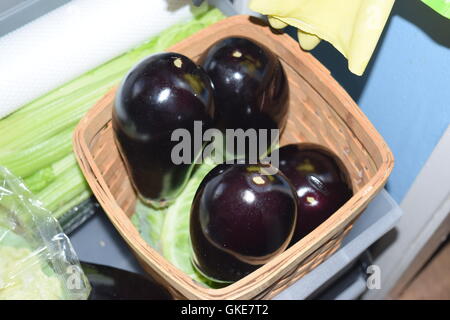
73,15,394,300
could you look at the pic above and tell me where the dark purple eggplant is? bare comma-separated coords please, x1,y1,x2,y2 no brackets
277,144,353,244
199,37,289,158
190,163,297,283
112,53,214,207
81,262,172,300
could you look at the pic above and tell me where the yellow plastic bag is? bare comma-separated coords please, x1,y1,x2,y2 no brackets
250,0,395,75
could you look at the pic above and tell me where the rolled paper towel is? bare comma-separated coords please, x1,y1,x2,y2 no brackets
0,0,197,119
250,0,395,75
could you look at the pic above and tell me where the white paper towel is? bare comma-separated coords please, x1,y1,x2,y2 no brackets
0,0,196,119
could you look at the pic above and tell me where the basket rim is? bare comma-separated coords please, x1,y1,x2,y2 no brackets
73,15,394,300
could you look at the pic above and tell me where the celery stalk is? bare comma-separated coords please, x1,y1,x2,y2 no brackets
23,167,54,193
37,165,88,212
0,129,73,177
52,191,92,220
0,80,118,148
24,154,76,193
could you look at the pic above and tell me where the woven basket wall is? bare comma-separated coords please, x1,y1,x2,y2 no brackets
73,15,394,300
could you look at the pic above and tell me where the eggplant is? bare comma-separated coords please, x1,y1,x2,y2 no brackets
199,37,289,159
113,53,214,207
190,163,297,283
81,262,172,300
277,144,353,243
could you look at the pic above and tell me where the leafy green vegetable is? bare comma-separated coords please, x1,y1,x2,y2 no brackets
0,8,225,224
422,0,450,19
0,226,30,249
160,163,214,280
131,200,166,251
133,161,224,287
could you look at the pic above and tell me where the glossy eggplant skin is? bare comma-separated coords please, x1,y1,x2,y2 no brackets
190,164,297,283
199,37,289,157
81,262,172,300
113,53,214,207
277,144,353,244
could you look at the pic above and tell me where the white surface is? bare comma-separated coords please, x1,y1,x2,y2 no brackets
363,125,450,299
0,0,70,37
0,0,195,118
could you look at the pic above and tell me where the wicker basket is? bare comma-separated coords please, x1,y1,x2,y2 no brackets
73,15,393,300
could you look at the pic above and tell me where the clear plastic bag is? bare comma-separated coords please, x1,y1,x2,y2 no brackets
0,166,90,300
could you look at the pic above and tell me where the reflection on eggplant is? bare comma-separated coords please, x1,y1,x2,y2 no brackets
276,144,353,244
190,164,297,283
199,37,289,159
113,53,214,208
